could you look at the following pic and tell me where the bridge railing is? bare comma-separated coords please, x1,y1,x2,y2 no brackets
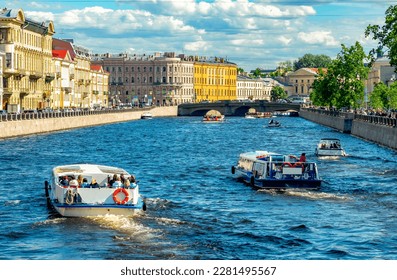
304,108,353,119
0,107,155,122
354,114,397,127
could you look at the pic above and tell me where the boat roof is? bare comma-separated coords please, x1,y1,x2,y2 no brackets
240,151,282,159
53,164,130,177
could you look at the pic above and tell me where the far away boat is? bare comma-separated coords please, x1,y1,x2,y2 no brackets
315,138,346,157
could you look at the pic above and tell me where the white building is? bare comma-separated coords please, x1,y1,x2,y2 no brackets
237,75,273,101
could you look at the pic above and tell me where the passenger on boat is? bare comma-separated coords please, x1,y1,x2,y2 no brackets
109,174,117,186
90,178,100,188
69,178,79,187
60,176,69,186
299,153,306,162
123,179,130,188
112,174,123,188
81,178,90,188
129,175,138,189
77,175,84,186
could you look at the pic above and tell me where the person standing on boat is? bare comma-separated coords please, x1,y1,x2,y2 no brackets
299,153,306,162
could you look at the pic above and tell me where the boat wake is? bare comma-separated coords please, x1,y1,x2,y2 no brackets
87,214,159,240
258,189,351,201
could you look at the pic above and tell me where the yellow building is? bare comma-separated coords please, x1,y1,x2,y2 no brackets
0,8,55,111
194,58,237,102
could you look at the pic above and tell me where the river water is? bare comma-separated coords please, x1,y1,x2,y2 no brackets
1,116,397,260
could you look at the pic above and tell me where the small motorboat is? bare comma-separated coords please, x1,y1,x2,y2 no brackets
141,112,153,119
315,138,346,157
44,164,146,217
231,151,322,189
202,110,225,123
267,119,281,127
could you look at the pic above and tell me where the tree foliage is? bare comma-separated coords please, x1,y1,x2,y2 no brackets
365,5,397,67
311,42,370,109
271,85,288,101
370,82,397,109
293,54,332,70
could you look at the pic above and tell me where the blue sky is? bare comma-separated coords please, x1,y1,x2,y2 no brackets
4,0,394,71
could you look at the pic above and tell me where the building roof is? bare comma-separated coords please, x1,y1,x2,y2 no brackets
53,38,77,60
52,50,68,59
91,64,103,72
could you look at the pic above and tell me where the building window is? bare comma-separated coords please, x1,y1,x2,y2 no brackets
132,67,134,72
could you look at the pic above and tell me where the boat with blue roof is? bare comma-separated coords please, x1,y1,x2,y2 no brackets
231,151,322,189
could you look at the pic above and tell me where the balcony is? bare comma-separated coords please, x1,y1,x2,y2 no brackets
45,73,55,83
3,68,23,78
29,71,42,80
62,87,72,94
78,79,84,86
92,90,99,95
70,73,75,80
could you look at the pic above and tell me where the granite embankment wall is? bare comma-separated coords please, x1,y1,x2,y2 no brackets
0,106,177,139
300,109,397,151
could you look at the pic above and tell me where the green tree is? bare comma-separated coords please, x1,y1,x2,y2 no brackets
365,5,397,67
369,82,388,109
293,54,332,70
271,85,287,101
237,67,245,74
386,82,397,109
311,42,370,109
251,68,261,78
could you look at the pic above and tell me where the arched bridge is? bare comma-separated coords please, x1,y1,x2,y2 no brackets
177,101,301,116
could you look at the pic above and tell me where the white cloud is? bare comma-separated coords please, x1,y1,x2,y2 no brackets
24,11,54,22
298,31,339,46
184,40,209,52
278,35,292,46
56,6,196,35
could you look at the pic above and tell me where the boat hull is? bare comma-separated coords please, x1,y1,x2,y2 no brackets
51,198,145,217
315,148,346,157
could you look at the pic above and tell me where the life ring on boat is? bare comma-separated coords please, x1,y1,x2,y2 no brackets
282,162,293,167
231,166,236,174
113,188,129,205
293,162,303,167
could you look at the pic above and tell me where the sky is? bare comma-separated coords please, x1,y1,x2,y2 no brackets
3,0,396,71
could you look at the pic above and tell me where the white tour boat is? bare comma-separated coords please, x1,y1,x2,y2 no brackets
44,164,146,217
141,112,153,119
315,138,346,157
231,151,322,189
